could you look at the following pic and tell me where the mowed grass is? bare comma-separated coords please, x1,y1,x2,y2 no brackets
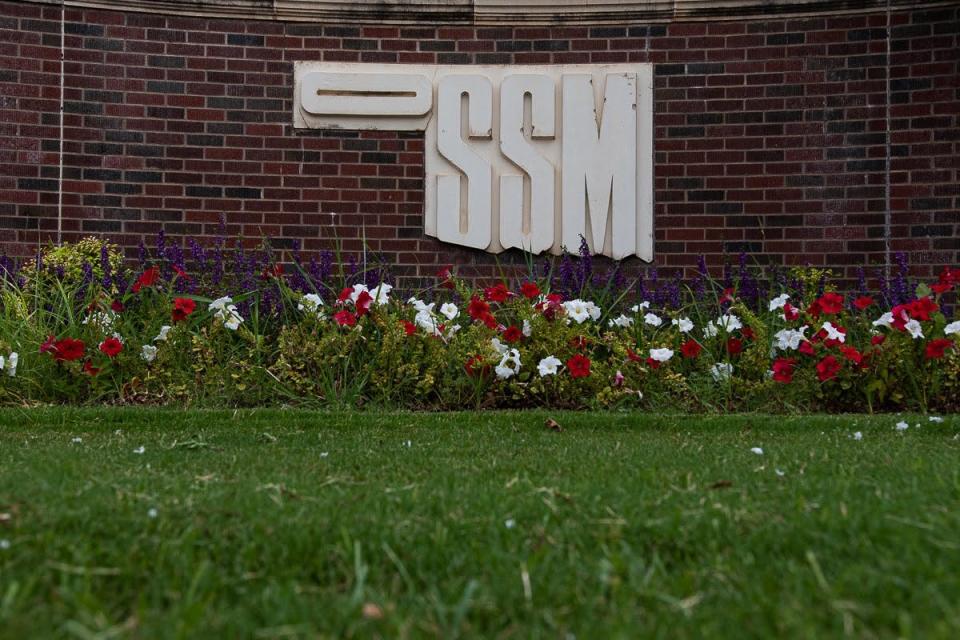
0,409,958,639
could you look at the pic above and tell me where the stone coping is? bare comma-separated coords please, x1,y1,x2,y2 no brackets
22,0,956,24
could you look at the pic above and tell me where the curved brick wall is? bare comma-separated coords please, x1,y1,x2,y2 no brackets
1,0,958,284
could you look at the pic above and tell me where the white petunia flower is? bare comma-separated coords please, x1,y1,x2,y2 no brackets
439,302,459,320
630,301,651,313
716,314,742,332
368,282,393,305
446,324,461,339
3,352,16,377
522,319,532,337
562,299,592,324
944,320,960,336
141,345,157,362
153,325,172,342
537,355,562,377
774,326,808,351
672,317,694,333
298,293,325,319
414,309,440,335
649,347,673,363
408,298,432,313
644,313,663,327
609,314,634,328
821,321,846,343
82,310,115,332
209,297,244,330
209,296,233,312
703,321,719,338
490,337,509,355
905,319,924,339
769,293,790,311
710,362,734,381
495,349,521,380
872,312,894,329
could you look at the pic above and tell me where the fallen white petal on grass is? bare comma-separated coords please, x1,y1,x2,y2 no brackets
147,508,158,519
750,447,763,455
775,469,786,477
71,437,82,443
895,421,909,431
133,446,145,454
319,452,329,458
504,519,516,529
928,416,944,423
0,539,10,550
852,431,863,440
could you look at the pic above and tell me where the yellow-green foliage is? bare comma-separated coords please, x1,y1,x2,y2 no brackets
25,237,124,287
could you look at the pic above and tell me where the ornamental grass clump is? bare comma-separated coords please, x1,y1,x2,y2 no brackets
0,235,957,412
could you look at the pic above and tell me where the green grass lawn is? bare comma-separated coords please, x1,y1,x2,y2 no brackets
0,409,958,639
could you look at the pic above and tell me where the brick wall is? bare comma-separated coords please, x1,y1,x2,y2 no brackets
1,1,958,284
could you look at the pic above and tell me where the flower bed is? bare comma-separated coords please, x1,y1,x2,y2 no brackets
0,236,958,412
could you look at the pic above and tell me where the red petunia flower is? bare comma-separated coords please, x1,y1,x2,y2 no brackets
535,293,564,320
680,339,702,359
337,287,353,304
908,296,938,322
82,360,100,376
798,340,816,357
354,290,373,317
467,296,490,321
932,282,952,294
815,292,844,315
437,266,455,289
52,338,85,362
333,310,356,327
172,264,191,281
871,334,886,346
131,267,160,294
925,338,954,360
483,283,510,303
645,357,661,370
40,335,57,354
98,337,123,358
853,296,874,310
520,282,541,300
741,326,755,341
782,303,800,321
816,355,841,381
464,355,488,377
172,297,196,322
838,345,863,365
480,312,498,330
566,354,591,378
400,320,416,336
570,336,590,350
720,287,736,304
726,337,744,356
502,325,522,343
111,300,124,313
771,357,796,383
260,264,283,280
626,348,643,363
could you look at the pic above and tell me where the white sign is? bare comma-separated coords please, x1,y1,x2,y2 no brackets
294,63,653,261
